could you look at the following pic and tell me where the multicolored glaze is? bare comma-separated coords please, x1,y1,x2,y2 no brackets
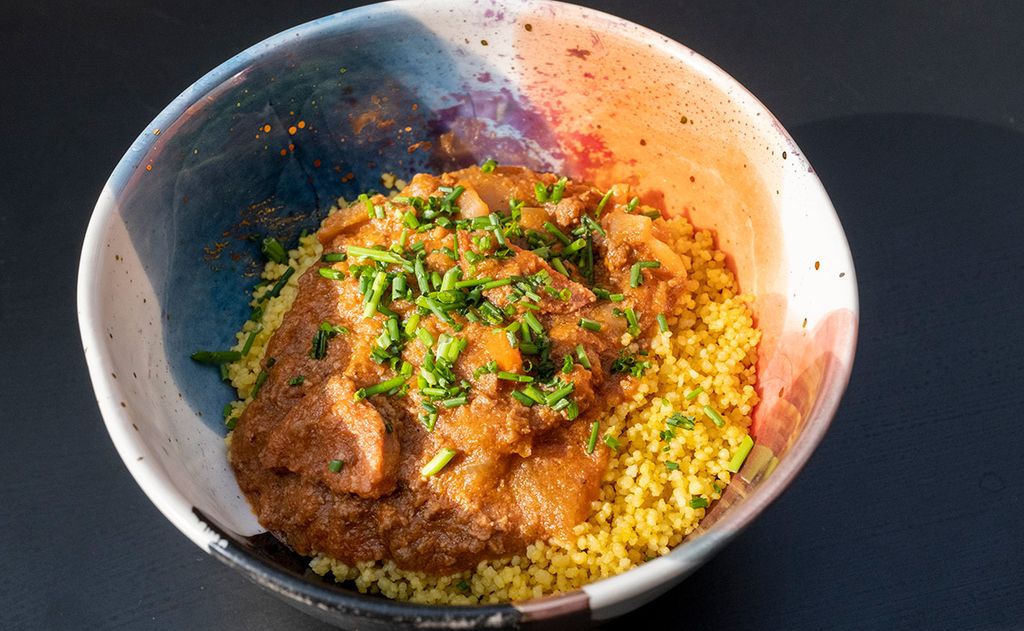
77,1,858,627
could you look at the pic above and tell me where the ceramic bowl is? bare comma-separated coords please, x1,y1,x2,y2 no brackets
77,1,858,627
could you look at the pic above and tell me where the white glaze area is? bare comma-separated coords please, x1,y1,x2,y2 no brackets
77,185,262,544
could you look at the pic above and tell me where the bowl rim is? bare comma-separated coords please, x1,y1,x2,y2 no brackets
77,0,859,623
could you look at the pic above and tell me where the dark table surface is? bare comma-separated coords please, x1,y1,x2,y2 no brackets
3,1,1023,629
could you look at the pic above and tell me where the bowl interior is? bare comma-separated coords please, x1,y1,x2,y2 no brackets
78,0,857,623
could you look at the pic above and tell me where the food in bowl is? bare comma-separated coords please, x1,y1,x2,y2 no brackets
194,164,760,604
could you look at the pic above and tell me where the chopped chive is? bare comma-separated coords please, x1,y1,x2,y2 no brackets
564,238,587,254
578,318,602,332
440,396,467,408
580,214,606,237
551,397,571,412
309,330,327,359
626,196,640,212
665,461,680,471
643,209,661,219
288,375,305,386
522,384,546,404
327,459,345,473
440,267,460,292
481,277,512,290
685,386,704,400
562,355,574,374
667,413,696,430
386,317,401,343
549,177,568,203
522,311,544,335
250,369,269,398
402,210,420,229
237,328,262,356
726,435,755,473
414,257,430,293
487,213,508,247
586,421,600,454
550,258,570,277
575,344,592,369
703,405,726,428
630,260,661,288
404,312,421,336
603,434,619,451
416,325,433,347
608,293,625,302
595,189,613,217
319,267,346,280
355,374,408,399
321,252,347,263
363,271,388,318
689,497,709,509
544,221,571,245
359,193,374,217
534,181,549,203
454,276,493,288
444,185,466,205
263,266,295,301
511,390,535,406
346,245,408,266
420,447,458,477
497,371,534,382
190,350,242,365
657,314,669,333
481,158,498,173
392,274,408,301
261,237,287,263
624,308,640,336
320,322,348,336
565,401,579,420
544,382,575,406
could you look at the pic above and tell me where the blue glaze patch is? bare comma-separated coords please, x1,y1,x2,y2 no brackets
105,8,562,430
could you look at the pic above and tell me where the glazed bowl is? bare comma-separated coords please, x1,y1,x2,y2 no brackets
77,1,858,627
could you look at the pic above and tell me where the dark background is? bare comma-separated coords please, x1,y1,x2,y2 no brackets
2,1,1023,629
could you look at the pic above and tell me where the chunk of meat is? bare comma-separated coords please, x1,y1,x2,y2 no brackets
319,202,371,244
603,209,685,276
261,375,400,499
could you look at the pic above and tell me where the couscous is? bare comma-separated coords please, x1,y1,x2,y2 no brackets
200,165,760,604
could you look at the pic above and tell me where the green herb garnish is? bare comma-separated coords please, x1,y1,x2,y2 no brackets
726,435,755,473
703,405,726,428
420,448,458,477
261,237,287,264
190,350,242,365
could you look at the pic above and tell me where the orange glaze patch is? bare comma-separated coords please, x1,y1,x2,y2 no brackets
513,8,783,280
513,6,790,430
750,308,858,456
